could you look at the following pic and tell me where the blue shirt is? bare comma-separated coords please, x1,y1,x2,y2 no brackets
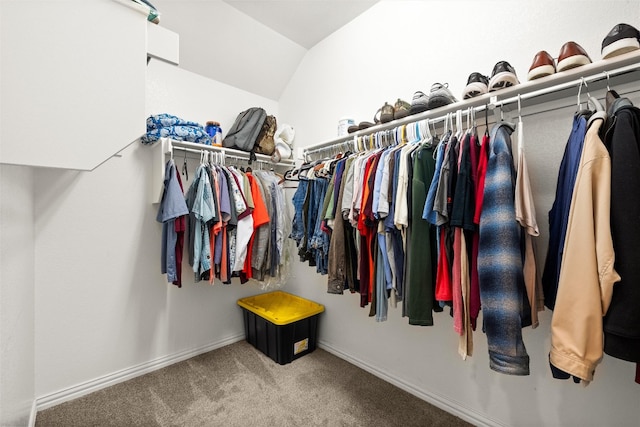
542,115,587,310
423,139,446,224
156,159,188,282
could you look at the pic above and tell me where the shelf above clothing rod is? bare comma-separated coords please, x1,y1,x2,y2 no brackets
303,49,640,157
167,139,296,166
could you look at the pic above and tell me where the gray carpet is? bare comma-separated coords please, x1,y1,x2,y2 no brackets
36,341,472,426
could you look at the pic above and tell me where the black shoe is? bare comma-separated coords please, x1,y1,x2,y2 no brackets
427,83,457,110
462,72,489,99
410,90,429,115
602,23,640,59
488,61,519,92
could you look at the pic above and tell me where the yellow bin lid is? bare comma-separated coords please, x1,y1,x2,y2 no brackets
237,291,324,326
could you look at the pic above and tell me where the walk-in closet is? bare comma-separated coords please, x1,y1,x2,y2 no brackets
1,1,640,426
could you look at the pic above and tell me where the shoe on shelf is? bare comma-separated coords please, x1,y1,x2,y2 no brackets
377,102,395,123
488,61,519,92
358,121,374,130
462,72,489,99
528,50,556,80
348,124,359,133
602,23,640,59
394,98,411,120
557,41,591,72
427,83,457,110
410,90,429,115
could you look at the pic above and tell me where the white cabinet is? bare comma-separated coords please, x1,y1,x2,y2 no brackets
0,0,147,170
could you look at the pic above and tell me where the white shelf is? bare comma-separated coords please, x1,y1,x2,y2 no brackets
304,49,640,156
147,22,179,65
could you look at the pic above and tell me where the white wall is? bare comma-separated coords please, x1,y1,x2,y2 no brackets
152,0,307,101
279,1,640,426
33,60,279,400
0,166,35,426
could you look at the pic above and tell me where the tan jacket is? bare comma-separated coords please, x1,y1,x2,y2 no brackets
550,117,621,383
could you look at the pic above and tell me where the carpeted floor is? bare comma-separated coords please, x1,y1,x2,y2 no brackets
36,340,472,426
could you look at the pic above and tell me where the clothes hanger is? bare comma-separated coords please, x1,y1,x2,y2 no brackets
456,109,463,137
444,112,449,135
419,119,431,147
484,104,490,137
517,94,524,152
181,148,189,181
575,78,594,120
430,117,437,140
449,112,455,135
604,70,621,111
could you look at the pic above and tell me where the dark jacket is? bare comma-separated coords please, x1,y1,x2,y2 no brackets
603,99,640,363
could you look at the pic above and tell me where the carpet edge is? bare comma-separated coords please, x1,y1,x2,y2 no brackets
317,340,506,427
35,334,246,413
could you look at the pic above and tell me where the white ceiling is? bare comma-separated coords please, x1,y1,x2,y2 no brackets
151,0,379,100
222,0,380,49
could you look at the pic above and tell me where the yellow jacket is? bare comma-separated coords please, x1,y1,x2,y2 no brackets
549,117,621,383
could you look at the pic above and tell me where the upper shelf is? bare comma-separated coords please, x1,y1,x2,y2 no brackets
147,22,180,65
303,49,640,155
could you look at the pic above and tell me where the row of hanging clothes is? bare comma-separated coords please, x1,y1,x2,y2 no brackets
291,80,640,383
543,81,640,385
290,105,539,376
157,144,292,290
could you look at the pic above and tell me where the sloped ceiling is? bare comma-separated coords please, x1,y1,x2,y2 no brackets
223,0,380,50
151,0,378,100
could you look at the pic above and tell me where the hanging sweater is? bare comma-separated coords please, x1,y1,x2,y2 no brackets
603,99,640,364
477,122,529,376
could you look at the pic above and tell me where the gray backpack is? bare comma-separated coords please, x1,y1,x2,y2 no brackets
222,108,267,161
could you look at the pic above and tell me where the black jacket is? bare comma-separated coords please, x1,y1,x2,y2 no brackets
603,98,640,363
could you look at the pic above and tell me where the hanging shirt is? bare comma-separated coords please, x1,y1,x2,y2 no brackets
173,171,187,288
156,159,189,283
477,121,530,376
467,132,481,330
433,132,453,226
406,144,437,326
542,115,587,310
423,138,446,224
514,119,544,328
473,133,491,225
229,168,254,272
191,165,217,279
394,144,419,229
243,172,270,280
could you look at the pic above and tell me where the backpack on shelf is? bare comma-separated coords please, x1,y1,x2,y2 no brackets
222,107,267,162
255,114,277,156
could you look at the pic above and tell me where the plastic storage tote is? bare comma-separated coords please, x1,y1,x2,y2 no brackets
237,291,325,365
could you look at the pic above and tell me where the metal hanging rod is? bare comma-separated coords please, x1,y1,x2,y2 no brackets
302,51,640,157
164,139,295,165
170,145,279,168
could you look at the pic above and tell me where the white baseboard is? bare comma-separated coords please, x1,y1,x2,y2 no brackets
318,340,503,427
28,399,37,427
34,334,245,413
